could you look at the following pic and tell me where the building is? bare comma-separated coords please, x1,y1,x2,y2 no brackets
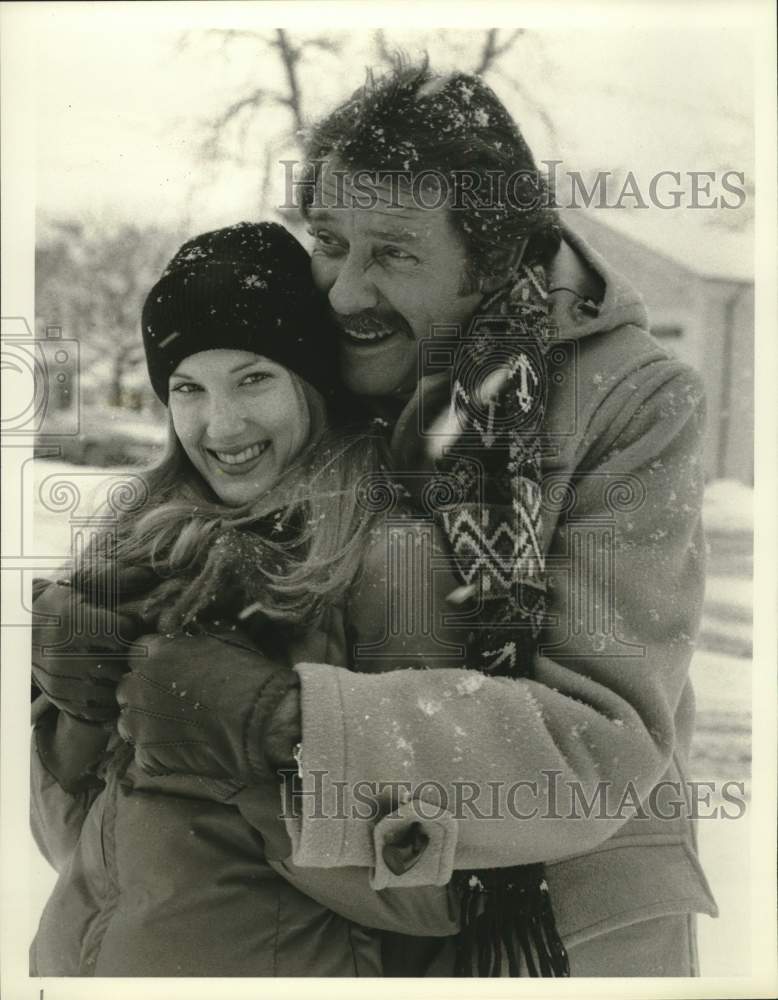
564,208,754,485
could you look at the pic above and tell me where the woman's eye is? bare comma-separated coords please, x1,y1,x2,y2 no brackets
240,371,272,387
170,382,200,394
307,227,343,255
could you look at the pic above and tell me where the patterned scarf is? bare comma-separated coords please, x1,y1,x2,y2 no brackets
421,251,570,977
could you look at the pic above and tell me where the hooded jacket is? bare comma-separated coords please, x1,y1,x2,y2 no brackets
268,224,719,969
29,527,465,977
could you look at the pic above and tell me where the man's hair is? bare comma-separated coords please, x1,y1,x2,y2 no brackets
301,56,561,286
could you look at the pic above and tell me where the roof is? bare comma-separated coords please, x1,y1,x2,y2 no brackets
561,207,754,284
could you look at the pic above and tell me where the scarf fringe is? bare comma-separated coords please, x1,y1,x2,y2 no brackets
454,867,570,978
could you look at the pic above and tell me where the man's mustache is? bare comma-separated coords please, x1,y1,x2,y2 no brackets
330,310,414,339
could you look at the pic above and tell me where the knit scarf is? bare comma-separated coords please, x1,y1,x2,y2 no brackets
421,252,570,978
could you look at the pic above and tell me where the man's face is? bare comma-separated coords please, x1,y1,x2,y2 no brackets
307,160,483,398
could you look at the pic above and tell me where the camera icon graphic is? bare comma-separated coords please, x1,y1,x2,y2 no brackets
418,319,549,449
1,317,80,436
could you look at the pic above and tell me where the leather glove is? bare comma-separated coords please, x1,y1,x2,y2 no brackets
263,686,302,771
32,697,111,794
31,575,148,722
116,629,299,784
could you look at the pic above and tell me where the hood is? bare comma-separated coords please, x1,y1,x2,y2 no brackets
548,222,649,341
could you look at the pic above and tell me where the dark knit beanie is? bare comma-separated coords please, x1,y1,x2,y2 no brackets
142,221,340,404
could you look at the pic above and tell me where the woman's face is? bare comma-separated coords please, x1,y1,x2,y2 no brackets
168,349,312,506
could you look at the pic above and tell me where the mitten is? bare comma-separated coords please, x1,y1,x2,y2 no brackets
31,578,145,722
116,629,299,784
32,698,111,794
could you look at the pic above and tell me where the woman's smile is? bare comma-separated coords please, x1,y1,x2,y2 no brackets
206,440,270,471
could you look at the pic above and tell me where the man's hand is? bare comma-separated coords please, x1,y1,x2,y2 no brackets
31,580,143,722
116,630,299,784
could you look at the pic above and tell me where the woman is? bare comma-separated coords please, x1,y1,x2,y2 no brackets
30,222,462,976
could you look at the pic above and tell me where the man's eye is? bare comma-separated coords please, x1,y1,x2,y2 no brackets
378,246,417,264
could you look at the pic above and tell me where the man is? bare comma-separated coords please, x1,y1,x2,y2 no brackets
272,60,717,975
120,61,717,976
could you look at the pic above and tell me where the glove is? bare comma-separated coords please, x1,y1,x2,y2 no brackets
116,629,299,784
33,698,111,794
263,686,302,771
31,577,147,722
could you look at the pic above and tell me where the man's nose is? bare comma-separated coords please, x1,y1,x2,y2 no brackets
327,253,378,316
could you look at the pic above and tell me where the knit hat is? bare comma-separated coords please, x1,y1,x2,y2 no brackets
142,222,340,405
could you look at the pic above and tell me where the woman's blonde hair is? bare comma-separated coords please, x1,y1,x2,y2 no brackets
75,405,389,633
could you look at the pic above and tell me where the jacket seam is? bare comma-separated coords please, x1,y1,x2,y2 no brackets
333,670,350,866
347,923,359,976
576,357,699,471
550,831,696,861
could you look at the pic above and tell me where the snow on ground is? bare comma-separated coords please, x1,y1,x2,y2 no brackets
691,650,751,716
704,575,752,614
696,811,751,976
26,462,755,974
703,479,754,535
31,460,137,570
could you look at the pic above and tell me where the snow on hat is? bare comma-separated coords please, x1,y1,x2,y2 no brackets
142,221,340,404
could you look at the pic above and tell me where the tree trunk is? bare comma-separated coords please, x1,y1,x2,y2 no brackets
108,356,124,408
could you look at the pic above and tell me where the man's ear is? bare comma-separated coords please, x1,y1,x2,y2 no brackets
475,236,532,294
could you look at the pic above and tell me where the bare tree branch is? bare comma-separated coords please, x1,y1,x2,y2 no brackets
175,30,196,55
36,222,175,407
496,29,524,57
304,37,343,55
373,29,396,67
493,65,559,152
203,28,267,45
235,111,254,165
474,29,498,76
192,29,343,167
200,88,269,160
258,144,275,215
271,29,304,136
213,88,270,131
474,28,525,76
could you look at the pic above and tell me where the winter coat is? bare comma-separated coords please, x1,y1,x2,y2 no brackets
264,223,719,973
29,527,464,978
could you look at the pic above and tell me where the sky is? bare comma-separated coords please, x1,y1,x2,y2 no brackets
25,5,755,242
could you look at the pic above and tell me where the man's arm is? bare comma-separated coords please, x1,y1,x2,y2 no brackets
235,521,465,927
281,360,707,882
